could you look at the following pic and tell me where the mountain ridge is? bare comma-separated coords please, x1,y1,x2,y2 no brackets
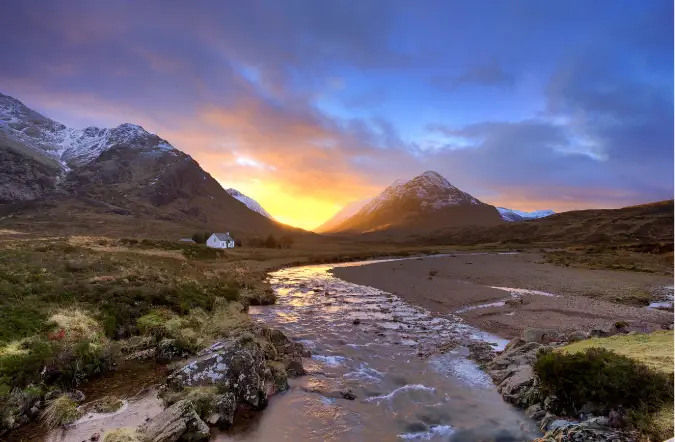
0,91,305,238
322,170,503,234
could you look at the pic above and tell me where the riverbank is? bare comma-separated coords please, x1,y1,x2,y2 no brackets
330,252,673,339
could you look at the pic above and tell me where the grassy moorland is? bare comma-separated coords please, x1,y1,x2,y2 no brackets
0,232,450,435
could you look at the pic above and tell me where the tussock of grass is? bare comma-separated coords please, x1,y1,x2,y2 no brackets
103,427,141,442
137,300,250,353
41,394,82,430
50,308,105,343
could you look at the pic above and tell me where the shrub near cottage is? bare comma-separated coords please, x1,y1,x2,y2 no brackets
534,347,673,417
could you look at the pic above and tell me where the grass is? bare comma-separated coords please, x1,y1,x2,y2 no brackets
556,331,675,441
161,386,218,419
544,247,673,276
85,395,124,414
41,394,82,430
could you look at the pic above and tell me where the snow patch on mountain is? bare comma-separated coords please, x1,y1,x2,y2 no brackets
0,92,175,168
360,171,482,216
226,188,275,220
497,207,555,222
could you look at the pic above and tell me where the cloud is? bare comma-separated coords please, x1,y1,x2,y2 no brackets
0,0,671,227
431,64,515,91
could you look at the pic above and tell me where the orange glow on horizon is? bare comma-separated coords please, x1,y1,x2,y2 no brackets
218,179,345,231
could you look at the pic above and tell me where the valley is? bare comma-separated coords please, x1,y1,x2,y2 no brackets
0,89,673,442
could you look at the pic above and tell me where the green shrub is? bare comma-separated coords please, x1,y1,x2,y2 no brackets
535,347,673,416
0,306,52,344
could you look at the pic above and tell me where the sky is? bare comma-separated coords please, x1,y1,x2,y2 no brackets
0,0,672,230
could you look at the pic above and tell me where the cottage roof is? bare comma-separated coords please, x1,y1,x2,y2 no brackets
212,232,234,241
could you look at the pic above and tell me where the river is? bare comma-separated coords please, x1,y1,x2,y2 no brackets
216,259,541,441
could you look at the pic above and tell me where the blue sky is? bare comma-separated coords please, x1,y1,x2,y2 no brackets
0,0,672,228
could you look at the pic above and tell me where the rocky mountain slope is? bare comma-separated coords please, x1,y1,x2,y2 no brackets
322,171,503,234
497,207,555,222
0,92,302,237
226,188,274,220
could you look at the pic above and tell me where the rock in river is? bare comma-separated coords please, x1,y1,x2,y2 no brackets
142,399,210,442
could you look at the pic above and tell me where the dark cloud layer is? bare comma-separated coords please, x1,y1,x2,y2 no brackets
0,0,671,225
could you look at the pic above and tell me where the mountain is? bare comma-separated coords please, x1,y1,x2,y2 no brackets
226,188,274,220
321,171,503,234
314,198,370,233
0,92,304,238
497,207,555,222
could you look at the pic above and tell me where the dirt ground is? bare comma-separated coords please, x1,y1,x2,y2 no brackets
331,252,674,339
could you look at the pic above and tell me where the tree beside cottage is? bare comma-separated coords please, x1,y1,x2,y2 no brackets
206,232,235,249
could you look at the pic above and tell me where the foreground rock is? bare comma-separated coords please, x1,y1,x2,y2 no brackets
142,399,209,442
161,327,307,429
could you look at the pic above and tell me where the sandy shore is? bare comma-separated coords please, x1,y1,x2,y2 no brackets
331,253,673,339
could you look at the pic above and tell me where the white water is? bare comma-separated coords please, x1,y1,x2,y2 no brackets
217,260,540,441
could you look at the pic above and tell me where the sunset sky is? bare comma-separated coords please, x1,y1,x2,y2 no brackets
1,0,672,229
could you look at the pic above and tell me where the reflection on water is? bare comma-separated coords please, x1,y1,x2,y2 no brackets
218,260,541,442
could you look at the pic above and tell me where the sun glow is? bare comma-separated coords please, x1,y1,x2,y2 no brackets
219,180,341,231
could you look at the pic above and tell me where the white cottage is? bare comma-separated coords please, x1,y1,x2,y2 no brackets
206,232,235,249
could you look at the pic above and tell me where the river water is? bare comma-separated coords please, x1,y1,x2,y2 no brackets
216,260,542,442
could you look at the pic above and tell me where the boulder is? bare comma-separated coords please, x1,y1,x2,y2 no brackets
141,399,210,442
567,330,589,343
522,328,562,344
487,338,545,383
498,365,536,406
525,403,547,420
166,337,268,410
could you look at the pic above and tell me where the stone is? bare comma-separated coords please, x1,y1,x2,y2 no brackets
90,433,101,441
352,318,361,325
285,357,306,377
525,403,547,421
340,390,356,400
141,399,210,442
568,330,588,343
498,365,535,406
166,337,268,410
590,329,611,338
522,328,562,344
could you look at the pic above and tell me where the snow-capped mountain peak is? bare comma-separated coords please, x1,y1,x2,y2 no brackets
0,92,175,168
497,207,555,222
226,188,275,220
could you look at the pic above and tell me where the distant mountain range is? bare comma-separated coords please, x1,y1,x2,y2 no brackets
0,91,300,237
496,207,555,222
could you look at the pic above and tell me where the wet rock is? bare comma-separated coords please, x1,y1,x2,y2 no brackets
487,339,544,383
536,418,636,442
505,297,525,307
90,432,100,441
352,318,361,325
525,403,546,420
340,390,356,400
141,399,210,442
285,357,306,377
166,337,269,411
522,328,562,344
467,342,497,367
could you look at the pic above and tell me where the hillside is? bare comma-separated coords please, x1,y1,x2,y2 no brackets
0,92,305,239
322,171,503,234
421,199,674,247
